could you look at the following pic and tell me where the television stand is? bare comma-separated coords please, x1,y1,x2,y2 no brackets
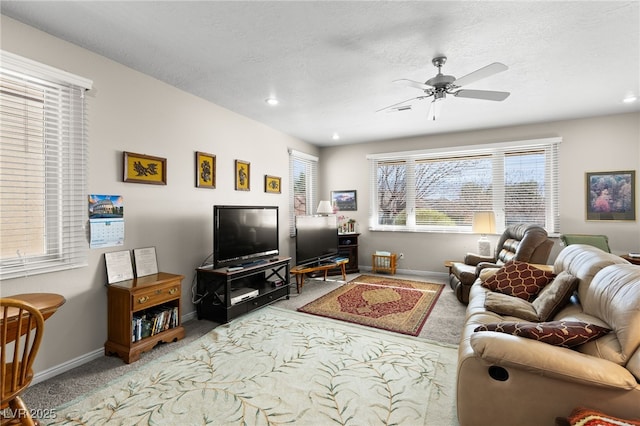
290,258,349,293
195,256,290,323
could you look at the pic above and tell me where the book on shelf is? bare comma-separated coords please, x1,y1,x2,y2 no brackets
132,306,178,342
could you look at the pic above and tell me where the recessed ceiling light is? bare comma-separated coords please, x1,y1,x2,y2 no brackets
332,133,340,140
265,97,279,106
623,95,637,103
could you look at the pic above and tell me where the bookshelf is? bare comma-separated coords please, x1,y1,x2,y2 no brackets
104,272,185,363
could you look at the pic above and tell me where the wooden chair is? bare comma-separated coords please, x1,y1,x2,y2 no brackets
1,298,45,426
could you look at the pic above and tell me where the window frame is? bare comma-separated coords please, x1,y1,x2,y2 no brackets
367,137,561,234
288,149,318,237
0,50,92,280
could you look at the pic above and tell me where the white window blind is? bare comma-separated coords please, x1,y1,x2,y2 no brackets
0,51,92,280
288,149,318,236
367,138,561,234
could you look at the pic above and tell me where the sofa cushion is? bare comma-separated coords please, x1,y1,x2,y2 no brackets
578,264,640,367
481,260,555,301
474,320,611,348
484,292,539,321
533,271,579,321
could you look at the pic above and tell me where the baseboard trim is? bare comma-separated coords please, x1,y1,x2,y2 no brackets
32,311,199,386
32,347,104,385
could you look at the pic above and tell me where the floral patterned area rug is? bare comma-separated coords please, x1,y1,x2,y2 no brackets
48,307,458,426
298,275,444,336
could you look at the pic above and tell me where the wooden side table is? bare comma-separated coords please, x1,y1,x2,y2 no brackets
290,259,348,293
620,254,640,265
105,272,185,363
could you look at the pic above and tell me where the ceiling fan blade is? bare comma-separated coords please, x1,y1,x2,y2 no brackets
453,62,508,87
393,79,432,91
454,89,510,101
376,96,427,113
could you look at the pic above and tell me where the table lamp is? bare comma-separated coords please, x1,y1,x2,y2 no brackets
472,211,496,256
317,200,333,215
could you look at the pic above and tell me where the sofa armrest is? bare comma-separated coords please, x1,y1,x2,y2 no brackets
469,332,638,390
464,253,495,266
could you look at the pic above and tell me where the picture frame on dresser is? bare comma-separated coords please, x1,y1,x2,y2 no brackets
586,170,635,221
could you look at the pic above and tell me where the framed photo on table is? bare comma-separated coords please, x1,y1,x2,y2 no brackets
195,151,216,189
586,170,635,221
331,190,357,211
123,152,167,185
235,160,250,191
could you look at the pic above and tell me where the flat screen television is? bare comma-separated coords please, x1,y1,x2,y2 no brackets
213,205,279,268
295,215,338,266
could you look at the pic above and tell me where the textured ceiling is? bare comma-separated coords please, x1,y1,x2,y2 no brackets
2,1,639,146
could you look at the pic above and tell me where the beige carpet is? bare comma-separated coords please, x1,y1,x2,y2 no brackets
298,274,444,336
46,306,458,426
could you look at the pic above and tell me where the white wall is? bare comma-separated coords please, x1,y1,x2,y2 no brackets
0,16,318,375
319,113,640,273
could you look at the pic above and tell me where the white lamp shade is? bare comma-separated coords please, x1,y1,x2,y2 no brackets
472,211,496,234
317,200,333,215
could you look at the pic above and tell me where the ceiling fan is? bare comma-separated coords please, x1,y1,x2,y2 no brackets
378,56,510,120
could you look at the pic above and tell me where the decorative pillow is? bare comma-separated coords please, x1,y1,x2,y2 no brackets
474,320,611,348
479,267,500,282
484,292,539,321
565,407,640,426
481,260,555,301
532,271,579,321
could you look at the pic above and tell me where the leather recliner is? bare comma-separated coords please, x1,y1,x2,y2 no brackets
448,223,554,303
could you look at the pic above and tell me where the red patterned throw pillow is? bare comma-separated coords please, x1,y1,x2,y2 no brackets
565,407,640,426
474,320,611,348
481,260,555,301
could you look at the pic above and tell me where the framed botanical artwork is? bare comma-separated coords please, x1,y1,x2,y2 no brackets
195,151,216,189
123,152,166,185
586,170,635,221
265,175,281,193
331,190,357,211
235,160,250,191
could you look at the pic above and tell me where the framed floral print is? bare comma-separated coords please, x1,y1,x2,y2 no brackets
586,170,635,221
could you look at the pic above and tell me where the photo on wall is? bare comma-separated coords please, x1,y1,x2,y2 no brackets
586,170,635,221
331,190,357,211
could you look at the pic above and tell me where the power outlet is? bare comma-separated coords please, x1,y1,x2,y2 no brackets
399,253,405,259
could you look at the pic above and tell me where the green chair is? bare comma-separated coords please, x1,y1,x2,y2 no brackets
560,234,611,253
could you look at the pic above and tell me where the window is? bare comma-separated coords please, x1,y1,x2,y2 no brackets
0,51,92,280
288,149,318,236
368,138,560,233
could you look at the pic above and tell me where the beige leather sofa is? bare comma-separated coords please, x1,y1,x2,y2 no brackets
457,244,640,426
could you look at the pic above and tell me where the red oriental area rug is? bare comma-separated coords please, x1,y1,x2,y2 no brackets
298,275,443,336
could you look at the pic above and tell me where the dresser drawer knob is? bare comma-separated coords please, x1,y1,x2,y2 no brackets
138,296,150,304
169,288,178,295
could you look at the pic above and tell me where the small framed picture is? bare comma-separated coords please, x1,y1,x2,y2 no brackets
123,152,167,185
331,190,357,211
235,160,250,191
586,170,635,221
195,151,216,189
265,175,281,194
